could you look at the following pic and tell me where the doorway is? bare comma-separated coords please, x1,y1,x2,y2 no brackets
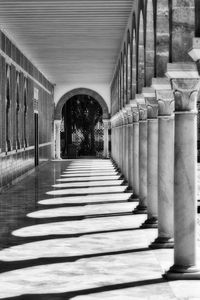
34,113,39,166
61,95,104,158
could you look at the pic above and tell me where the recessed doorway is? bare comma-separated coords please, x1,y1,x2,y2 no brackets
61,94,104,158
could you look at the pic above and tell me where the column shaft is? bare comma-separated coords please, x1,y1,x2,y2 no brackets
164,63,200,279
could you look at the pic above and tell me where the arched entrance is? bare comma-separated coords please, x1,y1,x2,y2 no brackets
54,88,110,159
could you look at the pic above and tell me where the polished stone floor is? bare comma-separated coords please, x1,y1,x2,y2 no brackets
0,159,200,299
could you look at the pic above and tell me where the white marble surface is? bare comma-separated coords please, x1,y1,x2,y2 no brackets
157,117,174,240
38,193,133,205
12,214,142,237
52,180,124,188
132,123,139,196
147,119,158,219
57,175,121,182
46,186,128,196
62,170,118,176
139,121,148,208
1,159,200,299
27,202,135,218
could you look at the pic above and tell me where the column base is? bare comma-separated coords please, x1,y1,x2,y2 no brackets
128,194,139,202
133,204,147,214
149,236,174,249
140,217,158,228
163,265,200,280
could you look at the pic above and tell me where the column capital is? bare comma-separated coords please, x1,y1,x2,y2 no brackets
103,119,111,129
136,94,147,121
152,78,174,116
130,100,139,122
122,108,129,124
166,63,200,112
125,105,133,124
142,87,158,119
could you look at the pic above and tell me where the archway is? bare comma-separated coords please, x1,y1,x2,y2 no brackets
54,88,110,159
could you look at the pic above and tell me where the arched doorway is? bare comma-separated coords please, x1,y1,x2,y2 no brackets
61,95,103,158
54,88,110,159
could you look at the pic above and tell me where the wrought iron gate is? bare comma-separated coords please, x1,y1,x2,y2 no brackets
61,95,104,158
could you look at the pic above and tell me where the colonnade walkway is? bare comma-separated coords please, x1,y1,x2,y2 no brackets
0,159,200,299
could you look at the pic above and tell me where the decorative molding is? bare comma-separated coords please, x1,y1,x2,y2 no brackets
152,78,174,116
171,79,200,112
130,99,139,122
166,63,200,112
136,94,147,121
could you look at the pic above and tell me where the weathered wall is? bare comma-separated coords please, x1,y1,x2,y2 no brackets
0,31,54,190
110,0,196,116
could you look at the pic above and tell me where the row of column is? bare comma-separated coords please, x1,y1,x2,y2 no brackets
111,62,200,279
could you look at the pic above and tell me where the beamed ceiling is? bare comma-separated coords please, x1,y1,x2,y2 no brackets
0,0,133,85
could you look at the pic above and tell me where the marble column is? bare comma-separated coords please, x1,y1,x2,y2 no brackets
129,99,139,198
164,63,200,279
150,78,175,248
54,120,61,160
126,105,133,188
125,105,131,184
119,111,124,172
141,88,158,228
133,94,147,214
122,108,128,181
103,119,110,158
110,117,114,161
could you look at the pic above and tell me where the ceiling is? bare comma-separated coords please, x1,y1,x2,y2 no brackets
0,0,133,85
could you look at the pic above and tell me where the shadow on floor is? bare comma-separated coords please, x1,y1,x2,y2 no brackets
0,247,151,273
1,278,167,300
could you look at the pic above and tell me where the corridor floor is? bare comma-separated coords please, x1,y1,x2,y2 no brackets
0,159,200,300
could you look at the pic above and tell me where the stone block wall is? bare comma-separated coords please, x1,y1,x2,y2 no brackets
0,31,54,190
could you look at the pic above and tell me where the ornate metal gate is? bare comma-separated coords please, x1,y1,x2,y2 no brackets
61,95,104,158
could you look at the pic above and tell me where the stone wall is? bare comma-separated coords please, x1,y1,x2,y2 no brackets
0,30,54,190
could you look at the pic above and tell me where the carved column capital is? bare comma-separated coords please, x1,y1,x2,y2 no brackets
125,105,133,124
103,119,111,129
136,94,147,121
130,99,139,122
122,108,128,125
166,63,200,112
142,87,158,119
119,110,124,126
152,78,174,116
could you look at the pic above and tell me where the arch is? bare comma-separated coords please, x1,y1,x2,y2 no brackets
55,88,109,120
123,45,127,106
117,62,121,111
145,0,155,86
120,53,124,108
195,0,200,37
156,0,170,75
127,30,131,102
131,13,137,99
137,9,145,94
